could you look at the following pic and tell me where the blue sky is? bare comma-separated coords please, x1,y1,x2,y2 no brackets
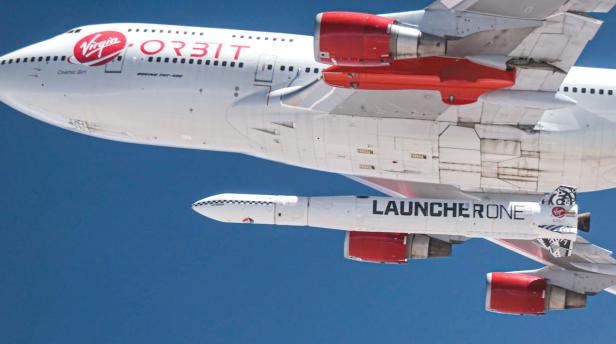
1,1,616,343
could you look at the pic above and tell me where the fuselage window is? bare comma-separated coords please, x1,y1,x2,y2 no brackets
38,57,43,62
54,56,59,61
61,56,66,61
572,87,578,93
74,29,81,33
582,88,587,93
8,59,13,64
591,89,595,94
15,58,20,63
181,58,186,64
213,60,219,66
0,60,4,65
128,29,132,32
563,86,569,92
610,90,614,95
144,29,148,33
289,66,294,72
156,57,162,62
267,64,273,70
172,58,178,63
280,66,285,71
314,68,319,73
189,59,194,64
222,61,227,67
230,61,236,67
600,89,605,95
206,60,211,65
164,57,170,63
31,57,36,62
148,57,154,62
238,62,244,68
136,29,140,32
197,59,202,65
117,56,123,61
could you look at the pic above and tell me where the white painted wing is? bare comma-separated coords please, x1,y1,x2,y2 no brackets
349,175,616,293
427,0,616,17
283,1,614,127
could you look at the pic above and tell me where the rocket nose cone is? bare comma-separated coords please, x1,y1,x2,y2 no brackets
192,197,215,217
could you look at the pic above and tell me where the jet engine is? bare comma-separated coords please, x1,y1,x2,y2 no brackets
344,232,452,264
485,272,587,315
314,12,447,66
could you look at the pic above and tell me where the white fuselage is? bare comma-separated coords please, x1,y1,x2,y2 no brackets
3,23,616,193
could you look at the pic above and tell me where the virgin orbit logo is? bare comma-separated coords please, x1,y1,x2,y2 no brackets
552,206,566,219
73,31,127,66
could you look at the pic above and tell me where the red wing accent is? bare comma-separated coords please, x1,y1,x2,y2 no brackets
323,57,516,105
346,232,408,264
487,273,547,315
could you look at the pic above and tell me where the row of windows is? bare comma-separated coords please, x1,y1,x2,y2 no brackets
562,86,613,95
66,29,82,34
1,55,67,65
266,64,320,74
144,56,321,74
121,28,295,42
146,56,245,68
0,55,322,75
231,34,294,42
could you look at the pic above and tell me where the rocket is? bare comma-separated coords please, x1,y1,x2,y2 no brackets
192,186,585,246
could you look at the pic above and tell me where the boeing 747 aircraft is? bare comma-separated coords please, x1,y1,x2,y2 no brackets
2,0,616,315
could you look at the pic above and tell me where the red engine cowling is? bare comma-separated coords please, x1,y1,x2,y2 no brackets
344,232,452,264
314,12,446,66
485,272,587,315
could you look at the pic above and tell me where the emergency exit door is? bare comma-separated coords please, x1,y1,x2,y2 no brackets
255,54,277,83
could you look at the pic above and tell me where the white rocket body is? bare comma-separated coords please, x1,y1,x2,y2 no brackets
192,194,578,241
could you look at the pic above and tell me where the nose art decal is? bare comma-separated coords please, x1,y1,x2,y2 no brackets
73,31,127,67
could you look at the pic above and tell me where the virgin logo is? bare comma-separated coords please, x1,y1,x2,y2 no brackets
73,31,127,67
552,206,566,219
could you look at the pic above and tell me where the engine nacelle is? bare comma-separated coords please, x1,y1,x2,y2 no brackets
314,12,446,66
344,232,452,264
485,272,587,315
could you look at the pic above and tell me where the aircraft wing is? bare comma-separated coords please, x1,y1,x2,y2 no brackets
281,1,615,127
349,175,616,297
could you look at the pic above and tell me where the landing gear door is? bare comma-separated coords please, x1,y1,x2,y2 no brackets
255,54,277,83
